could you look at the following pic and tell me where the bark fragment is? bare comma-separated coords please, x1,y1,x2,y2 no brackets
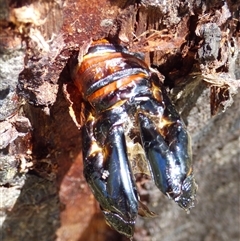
0,0,239,241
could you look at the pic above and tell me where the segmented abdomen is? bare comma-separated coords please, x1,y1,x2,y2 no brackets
73,40,151,111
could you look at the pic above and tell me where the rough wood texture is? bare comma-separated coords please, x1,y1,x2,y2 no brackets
0,0,239,241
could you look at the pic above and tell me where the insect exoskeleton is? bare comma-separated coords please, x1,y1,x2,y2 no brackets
72,39,197,238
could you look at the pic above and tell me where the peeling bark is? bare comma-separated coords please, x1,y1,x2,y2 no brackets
0,0,239,241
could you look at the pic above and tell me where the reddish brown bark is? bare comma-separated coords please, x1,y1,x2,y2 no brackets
0,0,239,241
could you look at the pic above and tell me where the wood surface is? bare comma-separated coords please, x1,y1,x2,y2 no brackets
0,0,239,240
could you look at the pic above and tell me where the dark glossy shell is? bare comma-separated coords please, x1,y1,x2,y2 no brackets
72,39,197,238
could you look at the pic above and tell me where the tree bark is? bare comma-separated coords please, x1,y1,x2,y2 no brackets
0,0,239,241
